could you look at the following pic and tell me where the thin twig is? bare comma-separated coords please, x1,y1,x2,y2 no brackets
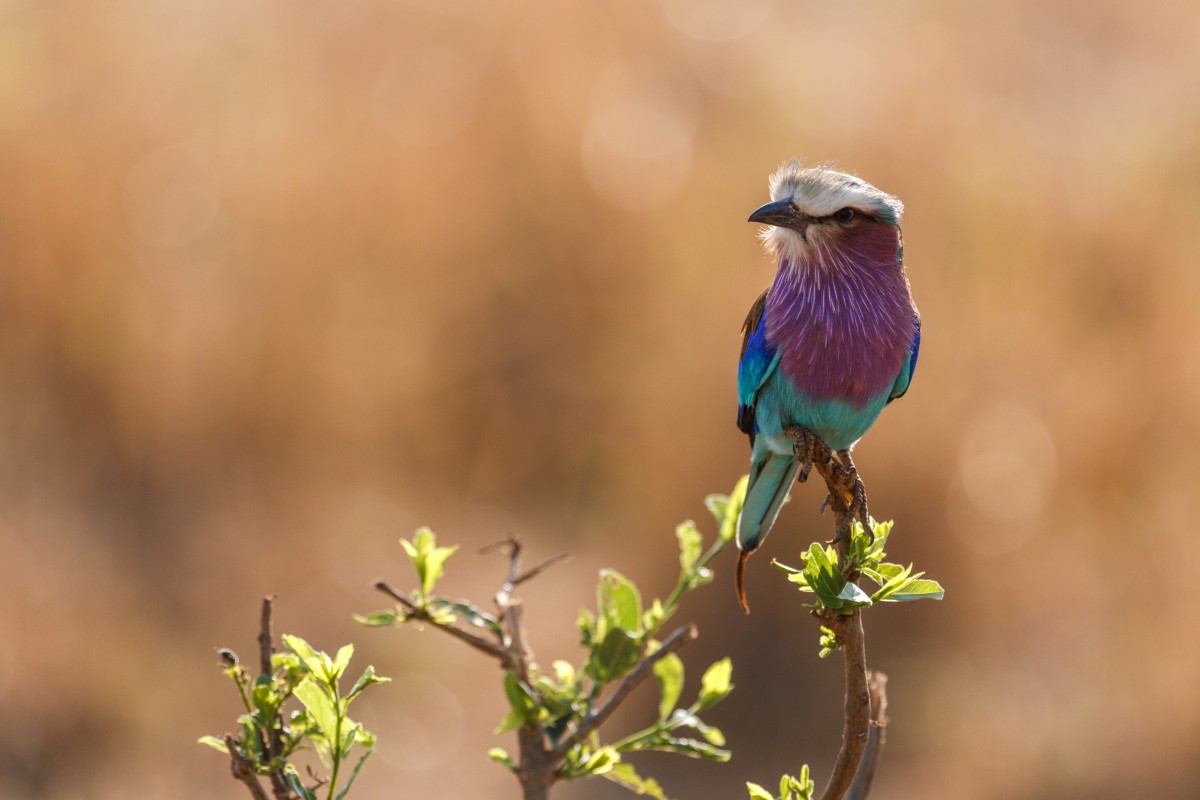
513,552,571,587
372,579,419,613
553,623,699,756
225,735,271,800
258,596,275,676
256,597,292,800
492,536,524,608
373,580,509,661
846,671,888,800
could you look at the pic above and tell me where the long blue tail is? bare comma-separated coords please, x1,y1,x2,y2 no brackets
736,445,800,554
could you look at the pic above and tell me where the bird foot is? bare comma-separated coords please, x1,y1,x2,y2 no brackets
829,450,872,544
785,426,831,484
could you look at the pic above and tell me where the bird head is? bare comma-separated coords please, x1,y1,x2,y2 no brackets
750,160,904,269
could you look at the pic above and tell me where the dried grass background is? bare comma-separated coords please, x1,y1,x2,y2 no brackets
2,1,1200,798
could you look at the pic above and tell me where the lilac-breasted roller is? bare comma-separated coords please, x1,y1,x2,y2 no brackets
734,161,920,609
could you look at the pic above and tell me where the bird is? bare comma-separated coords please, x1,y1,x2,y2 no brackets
734,161,920,612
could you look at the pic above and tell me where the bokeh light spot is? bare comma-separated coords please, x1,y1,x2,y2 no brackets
953,401,1057,554
581,62,696,213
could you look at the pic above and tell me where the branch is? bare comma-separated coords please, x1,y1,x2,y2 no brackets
256,597,293,800
817,612,871,800
553,623,699,756
481,536,568,609
373,580,509,661
225,735,271,800
799,429,877,800
514,552,571,587
846,672,888,800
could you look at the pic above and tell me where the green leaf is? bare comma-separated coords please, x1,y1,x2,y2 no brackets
598,570,643,634
587,628,641,684
533,675,573,717
653,651,684,722
340,720,362,759
665,708,725,745
497,670,536,732
747,782,775,800
353,609,404,627
577,608,598,647
789,765,815,800
346,665,390,704
836,582,873,608
642,598,665,635
801,543,848,609
883,577,945,602
696,657,733,712
488,747,517,772
708,474,748,543
335,746,375,800
676,521,703,573
432,600,502,638
604,762,668,799
689,565,714,591
238,715,264,762
502,670,534,711
293,677,340,765
405,527,459,600
494,707,528,735
818,626,840,658
283,634,338,682
251,674,280,719
578,746,619,776
282,634,320,667
197,735,230,754
551,660,576,690
633,734,730,761
700,723,726,747
354,726,376,748
332,644,354,681
285,768,319,800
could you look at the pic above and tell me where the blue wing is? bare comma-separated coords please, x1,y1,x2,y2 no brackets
737,290,780,445
888,315,921,402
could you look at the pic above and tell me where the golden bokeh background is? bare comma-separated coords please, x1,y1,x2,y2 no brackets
3,1,1200,798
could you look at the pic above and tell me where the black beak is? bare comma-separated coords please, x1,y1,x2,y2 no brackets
748,199,811,232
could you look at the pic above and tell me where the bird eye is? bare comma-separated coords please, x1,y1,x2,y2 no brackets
834,207,857,223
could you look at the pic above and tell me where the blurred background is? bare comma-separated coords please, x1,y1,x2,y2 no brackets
3,0,1200,798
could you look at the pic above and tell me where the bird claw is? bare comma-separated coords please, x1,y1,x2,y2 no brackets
785,429,872,545
787,426,829,485
836,450,873,544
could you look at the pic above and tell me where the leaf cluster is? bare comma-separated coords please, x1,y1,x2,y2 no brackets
199,635,389,800
747,764,815,800
774,519,943,629
357,477,750,799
